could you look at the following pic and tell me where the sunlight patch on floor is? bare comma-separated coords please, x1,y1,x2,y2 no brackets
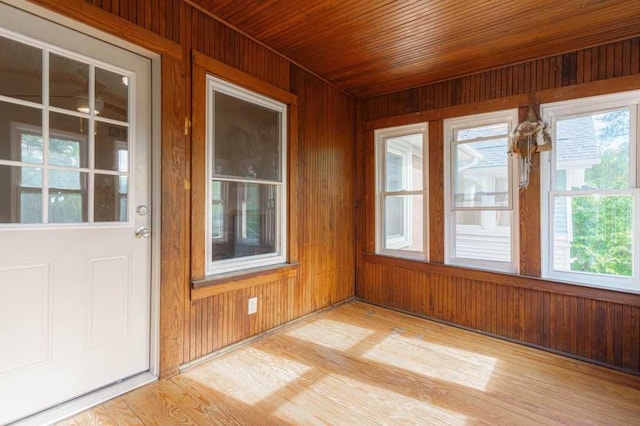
273,373,468,425
185,346,313,405
285,318,375,351
363,334,498,391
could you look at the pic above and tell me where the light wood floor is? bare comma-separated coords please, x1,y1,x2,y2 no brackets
60,301,640,425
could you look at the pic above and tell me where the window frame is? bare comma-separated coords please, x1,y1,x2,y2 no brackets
540,91,640,292
443,109,520,273
374,122,428,260
205,75,288,275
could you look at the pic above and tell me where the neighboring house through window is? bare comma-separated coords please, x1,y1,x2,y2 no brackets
375,123,427,260
444,109,519,273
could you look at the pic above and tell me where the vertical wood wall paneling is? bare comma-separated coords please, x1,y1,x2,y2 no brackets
357,37,640,373
290,65,356,318
83,0,180,43
182,12,356,363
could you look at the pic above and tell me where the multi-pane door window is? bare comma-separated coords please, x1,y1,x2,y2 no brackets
206,76,287,274
444,110,519,273
375,123,427,260
0,32,132,225
541,92,640,292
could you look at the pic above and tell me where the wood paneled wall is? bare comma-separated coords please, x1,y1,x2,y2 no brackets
356,37,640,373
29,0,356,376
181,7,355,365
83,0,181,43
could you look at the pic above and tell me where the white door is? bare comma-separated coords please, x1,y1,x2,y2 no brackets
0,4,152,423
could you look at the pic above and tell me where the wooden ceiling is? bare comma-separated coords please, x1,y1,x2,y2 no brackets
192,0,640,98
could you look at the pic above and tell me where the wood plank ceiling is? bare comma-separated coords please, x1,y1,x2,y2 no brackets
191,0,640,98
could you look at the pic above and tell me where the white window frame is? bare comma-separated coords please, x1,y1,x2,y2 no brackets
374,122,428,260
444,109,519,273
205,76,287,275
541,91,640,292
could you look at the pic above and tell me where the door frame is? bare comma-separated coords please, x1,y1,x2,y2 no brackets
1,0,162,418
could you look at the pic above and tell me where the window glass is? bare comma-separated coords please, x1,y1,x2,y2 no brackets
0,102,42,163
0,35,42,103
454,138,509,208
375,125,427,260
207,77,286,274
445,110,518,272
384,194,424,252
95,67,129,122
213,91,281,181
555,109,630,191
210,181,277,261
50,53,89,113
542,93,639,291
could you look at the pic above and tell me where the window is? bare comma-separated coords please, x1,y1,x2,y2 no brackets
0,33,132,225
375,123,427,260
206,76,287,274
541,92,640,292
444,110,519,273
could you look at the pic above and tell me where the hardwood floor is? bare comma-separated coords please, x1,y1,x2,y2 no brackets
60,301,640,425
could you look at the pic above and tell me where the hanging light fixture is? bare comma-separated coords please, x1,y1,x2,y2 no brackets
74,94,104,115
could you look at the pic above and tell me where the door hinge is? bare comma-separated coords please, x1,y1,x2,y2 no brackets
184,117,191,136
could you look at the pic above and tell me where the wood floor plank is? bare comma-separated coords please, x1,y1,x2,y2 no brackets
60,301,640,425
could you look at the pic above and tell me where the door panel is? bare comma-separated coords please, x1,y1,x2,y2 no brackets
0,3,152,423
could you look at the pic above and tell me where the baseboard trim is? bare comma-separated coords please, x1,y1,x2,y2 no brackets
180,297,356,373
356,298,640,377
11,371,157,426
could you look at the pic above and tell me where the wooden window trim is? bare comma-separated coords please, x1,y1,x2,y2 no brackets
190,50,299,287
191,262,299,300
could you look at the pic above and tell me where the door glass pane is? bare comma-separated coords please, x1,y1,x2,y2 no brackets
95,174,128,222
0,102,42,163
213,92,281,181
95,122,128,171
0,35,42,103
553,194,632,277
49,112,87,167
0,164,42,223
50,53,89,113
48,170,87,223
95,68,128,122
210,181,277,261
384,194,423,252
454,211,512,262
454,138,509,208
555,109,630,191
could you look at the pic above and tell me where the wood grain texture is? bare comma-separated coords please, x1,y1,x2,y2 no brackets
184,49,355,363
360,259,640,373
60,301,640,425
356,36,640,374
82,0,180,43
188,6,290,91
190,0,640,97
159,56,188,379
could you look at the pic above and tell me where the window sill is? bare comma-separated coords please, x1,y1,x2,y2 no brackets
191,262,299,300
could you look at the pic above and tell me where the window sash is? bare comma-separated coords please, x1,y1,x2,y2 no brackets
545,189,639,290
541,92,640,292
374,123,428,260
205,76,287,275
444,109,519,273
